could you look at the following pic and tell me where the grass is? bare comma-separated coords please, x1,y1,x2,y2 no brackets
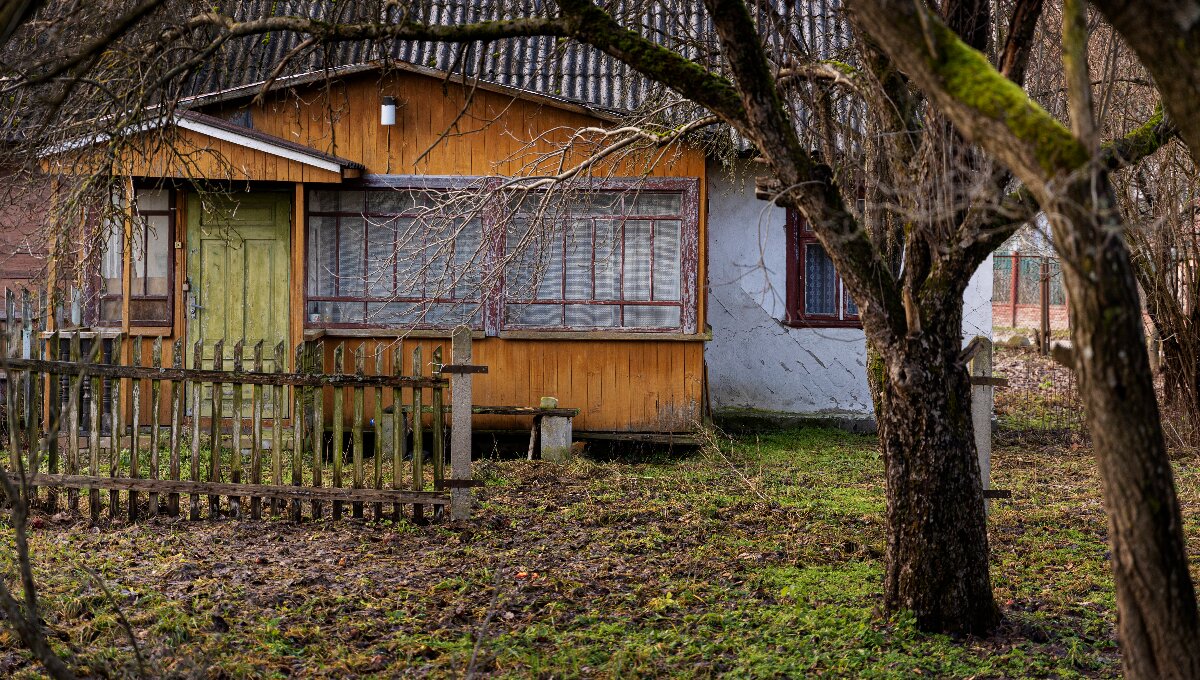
0,426,1146,677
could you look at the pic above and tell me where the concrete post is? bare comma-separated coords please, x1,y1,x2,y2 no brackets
538,396,572,461
970,336,994,512
450,326,473,521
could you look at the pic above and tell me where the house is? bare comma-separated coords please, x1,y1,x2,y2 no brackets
11,1,992,438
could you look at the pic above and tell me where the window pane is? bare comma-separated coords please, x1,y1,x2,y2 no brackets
629,191,682,216
844,285,859,317
623,220,652,301
335,191,365,213
135,189,170,212
365,219,395,298
624,305,680,328
308,217,338,297
567,192,622,216
804,243,837,315
594,220,620,301
652,220,681,301
338,217,366,297
565,304,618,327
394,217,424,298
535,235,564,300
141,215,170,296
452,218,484,299
367,189,419,214
102,228,123,295
309,191,340,212
504,220,538,299
564,220,592,300
365,302,421,325
506,303,562,327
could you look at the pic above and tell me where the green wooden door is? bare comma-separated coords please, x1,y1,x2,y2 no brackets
187,192,291,415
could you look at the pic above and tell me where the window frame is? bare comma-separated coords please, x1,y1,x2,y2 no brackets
303,176,701,335
499,178,698,334
97,187,176,328
785,208,861,328
304,177,490,331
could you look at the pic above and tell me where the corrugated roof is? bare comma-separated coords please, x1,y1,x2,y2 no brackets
187,0,852,114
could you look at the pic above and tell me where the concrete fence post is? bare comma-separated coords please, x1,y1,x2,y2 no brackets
450,326,473,521
969,336,994,513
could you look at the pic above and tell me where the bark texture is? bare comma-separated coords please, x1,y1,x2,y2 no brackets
1047,180,1200,680
876,305,998,633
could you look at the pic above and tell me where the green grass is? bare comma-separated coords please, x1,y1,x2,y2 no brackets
0,427,1133,677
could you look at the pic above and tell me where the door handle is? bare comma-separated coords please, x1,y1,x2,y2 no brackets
189,295,203,318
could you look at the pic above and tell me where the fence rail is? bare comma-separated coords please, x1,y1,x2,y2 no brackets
0,291,474,524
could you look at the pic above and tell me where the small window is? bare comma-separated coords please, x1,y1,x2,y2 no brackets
786,209,860,327
503,190,687,331
306,189,483,327
100,188,174,326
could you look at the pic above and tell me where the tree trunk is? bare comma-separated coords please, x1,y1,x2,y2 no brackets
876,305,999,634
1048,178,1200,679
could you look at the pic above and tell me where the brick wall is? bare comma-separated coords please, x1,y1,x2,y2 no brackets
993,302,1070,331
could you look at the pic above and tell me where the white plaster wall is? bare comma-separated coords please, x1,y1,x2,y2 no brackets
705,160,993,417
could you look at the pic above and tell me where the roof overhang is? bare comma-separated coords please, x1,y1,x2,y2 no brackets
41,110,364,178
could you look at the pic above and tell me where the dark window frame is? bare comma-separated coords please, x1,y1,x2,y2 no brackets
304,179,488,331
785,208,861,328
98,187,176,328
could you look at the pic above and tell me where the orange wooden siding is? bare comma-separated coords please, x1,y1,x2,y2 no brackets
309,337,703,432
108,67,709,433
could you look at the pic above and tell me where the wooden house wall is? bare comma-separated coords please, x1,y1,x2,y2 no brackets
117,68,708,433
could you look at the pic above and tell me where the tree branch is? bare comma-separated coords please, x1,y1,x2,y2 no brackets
998,0,1044,86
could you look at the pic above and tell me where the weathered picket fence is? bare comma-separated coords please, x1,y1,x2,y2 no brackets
0,294,477,524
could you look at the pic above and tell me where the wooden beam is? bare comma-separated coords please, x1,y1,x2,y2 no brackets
0,356,447,387
290,183,305,369
29,473,450,505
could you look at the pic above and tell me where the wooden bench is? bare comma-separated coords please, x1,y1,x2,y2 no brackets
377,403,580,461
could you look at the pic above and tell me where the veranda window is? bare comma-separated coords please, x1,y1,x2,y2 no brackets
304,178,699,334
504,190,689,330
99,188,174,326
306,189,483,327
785,208,860,327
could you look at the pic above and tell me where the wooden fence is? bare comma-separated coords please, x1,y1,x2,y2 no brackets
0,294,477,523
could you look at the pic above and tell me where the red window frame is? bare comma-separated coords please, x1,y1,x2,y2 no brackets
785,208,861,328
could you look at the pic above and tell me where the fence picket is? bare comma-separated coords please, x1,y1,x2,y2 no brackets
392,346,405,522
290,344,303,521
231,340,244,517
108,341,121,522
190,342,203,520
432,345,445,508
352,345,365,519
210,339,224,518
332,343,344,520
251,340,264,520
169,339,183,516
150,338,162,517
412,345,424,524
311,340,324,519
88,357,101,524
373,345,384,520
46,330,60,512
271,342,285,516
129,336,141,521
66,332,81,513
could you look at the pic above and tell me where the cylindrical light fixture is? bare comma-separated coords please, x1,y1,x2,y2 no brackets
381,96,397,126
